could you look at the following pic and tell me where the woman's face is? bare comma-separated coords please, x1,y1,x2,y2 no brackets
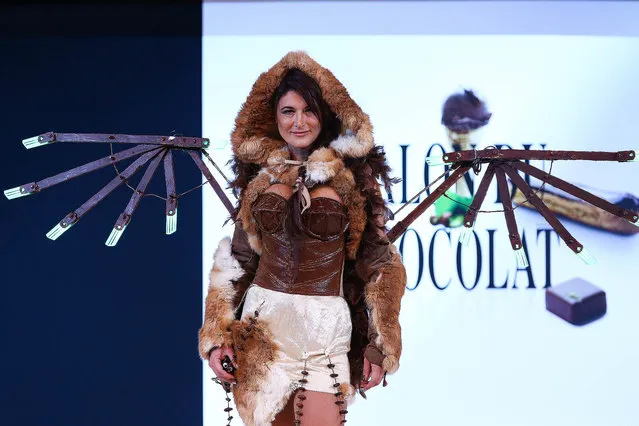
276,90,321,151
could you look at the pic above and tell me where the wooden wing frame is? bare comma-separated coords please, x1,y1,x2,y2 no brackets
4,132,234,245
386,148,639,266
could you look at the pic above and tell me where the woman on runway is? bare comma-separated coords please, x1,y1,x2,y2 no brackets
199,51,407,425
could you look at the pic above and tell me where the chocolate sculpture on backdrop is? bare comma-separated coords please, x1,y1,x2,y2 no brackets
429,89,492,228
4,51,639,425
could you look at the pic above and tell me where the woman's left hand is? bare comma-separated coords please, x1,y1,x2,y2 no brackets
360,357,384,391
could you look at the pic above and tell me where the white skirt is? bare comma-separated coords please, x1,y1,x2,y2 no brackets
240,284,352,394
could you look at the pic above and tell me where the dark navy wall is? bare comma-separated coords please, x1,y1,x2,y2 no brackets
1,5,203,426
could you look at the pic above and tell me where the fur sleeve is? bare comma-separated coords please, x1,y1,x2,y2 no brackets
362,247,406,374
355,187,407,374
198,224,259,360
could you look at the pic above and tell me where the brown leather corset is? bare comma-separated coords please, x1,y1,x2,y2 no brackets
251,192,349,296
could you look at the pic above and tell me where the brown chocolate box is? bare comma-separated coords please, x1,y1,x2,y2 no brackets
545,278,607,325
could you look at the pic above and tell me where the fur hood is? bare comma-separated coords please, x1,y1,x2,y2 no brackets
230,50,375,166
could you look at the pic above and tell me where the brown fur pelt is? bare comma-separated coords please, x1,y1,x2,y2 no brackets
364,248,407,374
198,237,245,359
230,316,279,425
198,285,234,359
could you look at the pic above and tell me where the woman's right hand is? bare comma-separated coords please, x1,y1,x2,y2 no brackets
208,346,237,383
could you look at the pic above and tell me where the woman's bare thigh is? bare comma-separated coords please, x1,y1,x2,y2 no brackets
272,392,296,426
272,389,344,426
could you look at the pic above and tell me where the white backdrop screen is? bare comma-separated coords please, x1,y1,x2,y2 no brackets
202,2,639,425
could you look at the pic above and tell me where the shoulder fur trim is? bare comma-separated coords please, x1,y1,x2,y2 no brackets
235,136,284,165
305,147,344,184
231,50,374,165
330,131,373,159
263,146,344,185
